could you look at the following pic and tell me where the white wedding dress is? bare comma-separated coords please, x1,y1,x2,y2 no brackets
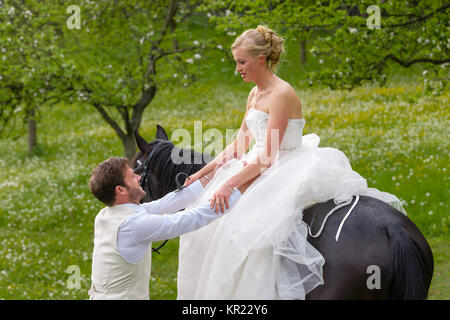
177,107,405,300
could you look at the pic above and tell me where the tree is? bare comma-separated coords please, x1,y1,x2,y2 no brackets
2,1,217,160
62,0,210,160
0,1,72,153
200,0,449,93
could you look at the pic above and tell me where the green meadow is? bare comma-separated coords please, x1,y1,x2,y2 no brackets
0,43,448,299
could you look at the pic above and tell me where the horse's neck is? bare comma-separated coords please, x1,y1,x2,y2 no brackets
157,150,207,197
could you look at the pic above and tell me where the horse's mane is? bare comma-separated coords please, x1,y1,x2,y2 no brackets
147,140,207,196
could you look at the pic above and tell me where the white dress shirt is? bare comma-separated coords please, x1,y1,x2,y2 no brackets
116,180,241,263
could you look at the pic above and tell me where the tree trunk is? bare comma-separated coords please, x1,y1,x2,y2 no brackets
27,107,37,153
123,133,138,162
92,85,157,162
300,40,306,64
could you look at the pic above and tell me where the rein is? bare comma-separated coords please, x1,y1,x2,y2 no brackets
303,195,360,242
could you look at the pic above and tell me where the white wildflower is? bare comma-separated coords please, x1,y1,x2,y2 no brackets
8,6,15,16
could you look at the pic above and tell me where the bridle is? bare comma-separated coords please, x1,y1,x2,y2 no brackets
137,146,189,254
137,147,169,254
138,147,159,201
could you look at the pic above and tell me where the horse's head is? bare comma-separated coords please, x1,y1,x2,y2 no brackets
131,125,208,203
131,125,171,202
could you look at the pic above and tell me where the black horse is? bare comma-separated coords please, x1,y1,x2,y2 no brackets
131,125,434,300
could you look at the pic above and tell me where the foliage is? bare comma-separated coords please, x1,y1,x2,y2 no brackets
0,78,448,299
199,0,449,93
0,1,73,138
0,1,448,300
1,0,222,158
59,0,222,159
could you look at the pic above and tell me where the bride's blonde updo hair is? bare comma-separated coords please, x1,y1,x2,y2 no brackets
231,25,284,71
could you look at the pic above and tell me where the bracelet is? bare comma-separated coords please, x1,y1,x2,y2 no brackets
203,175,210,182
225,183,235,193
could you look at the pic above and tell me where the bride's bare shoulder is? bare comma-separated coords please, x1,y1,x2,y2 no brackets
270,79,302,116
246,86,258,109
248,86,258,99
273,80,300,102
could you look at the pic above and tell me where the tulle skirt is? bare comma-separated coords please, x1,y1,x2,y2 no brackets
177,134,405,299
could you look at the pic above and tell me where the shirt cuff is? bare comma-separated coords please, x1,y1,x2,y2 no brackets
188,179,204,198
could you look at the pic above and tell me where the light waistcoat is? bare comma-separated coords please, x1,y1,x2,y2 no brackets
89,205,151,300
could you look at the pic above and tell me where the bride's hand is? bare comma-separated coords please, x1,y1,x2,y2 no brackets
209,183,233,214
184,161,223,187
183,171,202,187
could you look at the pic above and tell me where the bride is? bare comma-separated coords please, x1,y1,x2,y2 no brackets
177,26,404,299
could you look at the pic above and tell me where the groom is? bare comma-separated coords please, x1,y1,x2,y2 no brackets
88,156,242,300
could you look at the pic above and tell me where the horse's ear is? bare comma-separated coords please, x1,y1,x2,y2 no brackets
156,124,169,141
135,130,150,153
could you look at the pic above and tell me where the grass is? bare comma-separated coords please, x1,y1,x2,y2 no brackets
0,40,448,299
428,237,450,299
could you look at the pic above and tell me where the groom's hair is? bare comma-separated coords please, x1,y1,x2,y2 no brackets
89,157,129,206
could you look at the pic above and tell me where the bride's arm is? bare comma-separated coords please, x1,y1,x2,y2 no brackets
209,91,292,213
184,88,256,186
223,91,291,189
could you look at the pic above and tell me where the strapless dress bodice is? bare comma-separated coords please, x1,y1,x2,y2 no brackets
245,107,306,151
